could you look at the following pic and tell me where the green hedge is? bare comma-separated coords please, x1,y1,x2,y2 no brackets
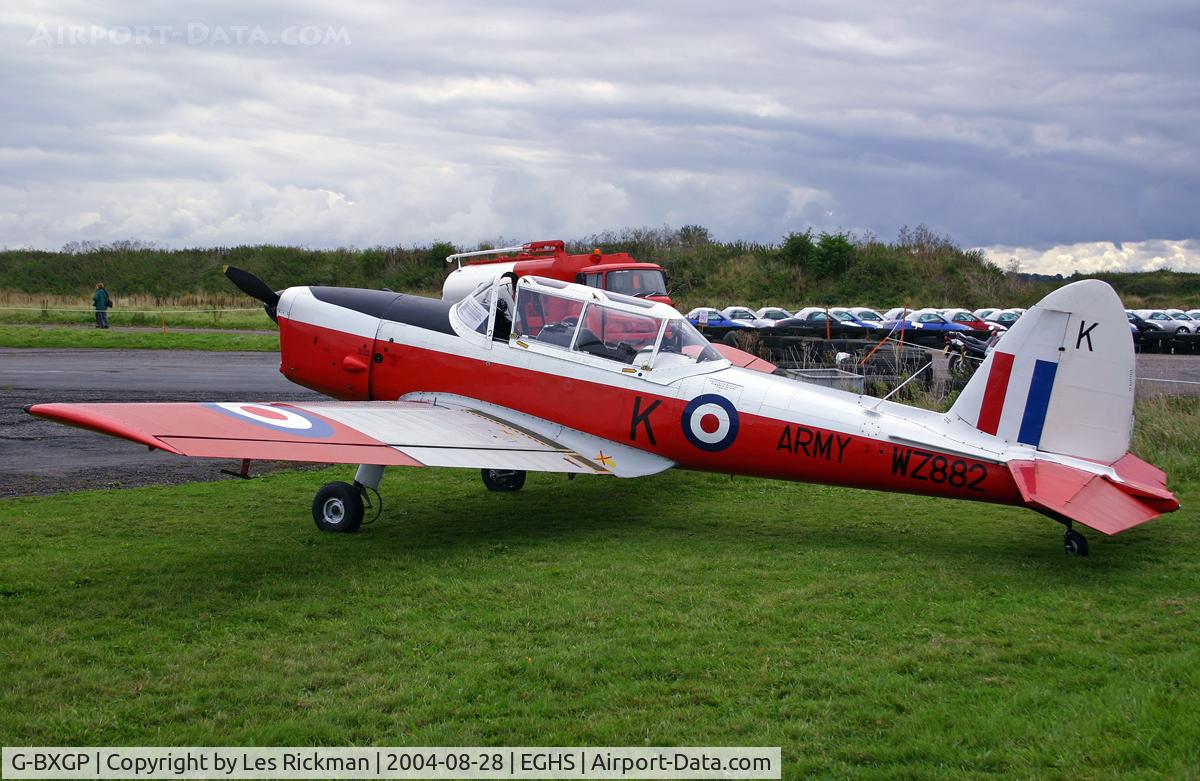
3,228,1196,310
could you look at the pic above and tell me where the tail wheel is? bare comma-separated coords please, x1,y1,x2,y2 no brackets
481,469,526,492
1064,528,1089,557
312,481,364,533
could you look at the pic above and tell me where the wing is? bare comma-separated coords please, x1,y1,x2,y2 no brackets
25,395,674,478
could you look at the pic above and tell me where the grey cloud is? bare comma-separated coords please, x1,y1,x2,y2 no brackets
0,0,1197,267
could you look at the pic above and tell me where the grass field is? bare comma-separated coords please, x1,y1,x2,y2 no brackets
0,292,273,330
2,463,1199,776
0,325,278,351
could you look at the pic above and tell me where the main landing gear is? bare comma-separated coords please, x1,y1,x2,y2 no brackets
309,466,529,532
312,481,365,533
312,464,385,533
481,468,526,492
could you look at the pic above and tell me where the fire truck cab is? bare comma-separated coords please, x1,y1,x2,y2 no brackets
441,240,671,306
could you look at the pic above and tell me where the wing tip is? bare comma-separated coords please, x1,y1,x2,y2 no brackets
26,402,184,455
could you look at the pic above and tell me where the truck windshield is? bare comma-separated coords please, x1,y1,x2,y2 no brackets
605,269,667,297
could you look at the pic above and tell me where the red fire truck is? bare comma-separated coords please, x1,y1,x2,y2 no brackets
441,240,671,306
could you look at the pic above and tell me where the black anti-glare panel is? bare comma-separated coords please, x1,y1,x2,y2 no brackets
309,287,455,335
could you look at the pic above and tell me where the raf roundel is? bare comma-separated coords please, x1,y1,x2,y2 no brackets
681,394,740,452
205,403,336,439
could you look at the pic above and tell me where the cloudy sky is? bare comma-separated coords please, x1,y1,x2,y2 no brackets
1,1,1197,273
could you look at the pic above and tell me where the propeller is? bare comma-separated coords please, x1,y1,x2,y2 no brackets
223,265,281,322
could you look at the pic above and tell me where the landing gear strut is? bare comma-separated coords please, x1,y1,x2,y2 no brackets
481,469,526,492
1064,527,1089,557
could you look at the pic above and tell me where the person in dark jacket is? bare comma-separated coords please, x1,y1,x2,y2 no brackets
92,283,111,328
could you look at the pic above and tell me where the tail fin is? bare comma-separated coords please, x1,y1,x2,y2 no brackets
950,280,1134,462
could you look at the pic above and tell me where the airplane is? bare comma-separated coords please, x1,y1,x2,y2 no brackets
25,268,1179,556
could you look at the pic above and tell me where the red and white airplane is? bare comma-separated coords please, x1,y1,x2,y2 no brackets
27,268,1178,555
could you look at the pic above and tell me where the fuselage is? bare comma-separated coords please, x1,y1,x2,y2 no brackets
273,283,1041,510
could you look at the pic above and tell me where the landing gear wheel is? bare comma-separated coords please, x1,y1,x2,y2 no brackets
481,469,526,492
1064,528,1089,557
312,481,364,533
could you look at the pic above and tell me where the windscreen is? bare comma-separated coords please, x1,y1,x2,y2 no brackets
657,318,722,365
605,269,667,297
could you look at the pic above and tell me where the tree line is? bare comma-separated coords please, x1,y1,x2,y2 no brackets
1,226,1196,310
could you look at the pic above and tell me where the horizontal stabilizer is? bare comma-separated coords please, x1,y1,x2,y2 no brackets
1007,459,1177,535
711,344,777,373
1107,453,1178,510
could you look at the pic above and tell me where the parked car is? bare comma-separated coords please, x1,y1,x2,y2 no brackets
721,306,775,328
1164,309,1199,333
881,307,914,322
984,309,1022,329
973,308,1000,320
881,309,970,334
1126,310,1160,333
848,307,888,327
940,308,1003,332
755,306,793,322
1187,309,1200,320
785,306,870,330
686,307,751,329
830,307,887,331
1135,309,1194,335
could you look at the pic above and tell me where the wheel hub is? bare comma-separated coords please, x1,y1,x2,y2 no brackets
323,497,345,524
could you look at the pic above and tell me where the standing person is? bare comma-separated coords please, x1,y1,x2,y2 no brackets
92,283,111,329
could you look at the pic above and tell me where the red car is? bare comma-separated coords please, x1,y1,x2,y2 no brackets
941,308,1005,332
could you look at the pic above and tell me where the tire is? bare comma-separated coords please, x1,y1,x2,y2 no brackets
1176,327,1188,335
1064,529,1089,557
312,481,364,533
481,469,526,492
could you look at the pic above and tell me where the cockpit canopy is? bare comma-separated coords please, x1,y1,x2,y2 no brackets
452,275,723,373
512,277,721,370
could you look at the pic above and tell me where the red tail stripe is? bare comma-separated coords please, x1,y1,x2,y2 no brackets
977,351,1015,435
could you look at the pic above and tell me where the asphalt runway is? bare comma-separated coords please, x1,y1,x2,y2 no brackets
1135,353,1200,397
0,349,320,497
1,348,1197,498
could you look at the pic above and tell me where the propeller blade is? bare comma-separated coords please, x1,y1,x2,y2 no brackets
223,265,281,307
